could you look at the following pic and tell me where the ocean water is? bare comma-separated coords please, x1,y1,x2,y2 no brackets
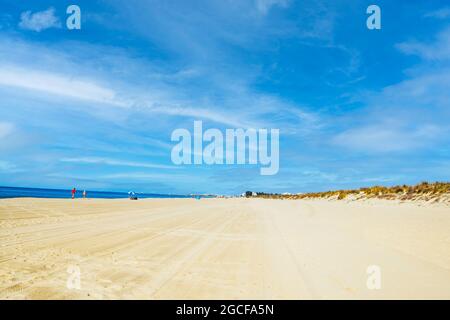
0,186,191,199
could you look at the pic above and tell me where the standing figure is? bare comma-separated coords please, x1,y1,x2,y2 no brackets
82,190,86,199
71,188,76,199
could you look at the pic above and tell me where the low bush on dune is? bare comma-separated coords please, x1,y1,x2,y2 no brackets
249,182,450,202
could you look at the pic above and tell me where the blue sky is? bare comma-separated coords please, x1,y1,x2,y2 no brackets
0,0,449,194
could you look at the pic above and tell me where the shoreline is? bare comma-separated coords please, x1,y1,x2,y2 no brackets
2,196,449,210
1,195,449,205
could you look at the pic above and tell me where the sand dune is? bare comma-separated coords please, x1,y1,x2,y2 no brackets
0,197,449,299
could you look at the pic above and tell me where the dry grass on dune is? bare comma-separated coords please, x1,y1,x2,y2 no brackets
252,182,450,203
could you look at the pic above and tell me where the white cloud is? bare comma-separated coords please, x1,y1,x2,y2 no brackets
0,122,14,139
100,172,192,181
0,33,321,133
0,64,258,127
19,7,61,32
0,65,124,107
60,157,179,169
0,63,262,127
147,105,254,127
332,71,450,152
0,160,16,171
396,27,450,61
424,7,450,19
334,25,450,154
255,0,289,15
333,124,445,153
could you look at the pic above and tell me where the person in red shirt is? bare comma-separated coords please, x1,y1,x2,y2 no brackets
71,188,76,199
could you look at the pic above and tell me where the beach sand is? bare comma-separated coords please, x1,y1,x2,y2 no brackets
0,197,449,299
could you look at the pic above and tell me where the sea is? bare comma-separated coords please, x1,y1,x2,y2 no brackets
0,186,192,199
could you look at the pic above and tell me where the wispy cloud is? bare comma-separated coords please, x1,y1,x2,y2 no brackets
0,63,262,127
2,1,448,193
396,27,450,61
0,35,318,130
255,0,289,15
100,172,194,181
424,7,450,19
0,65,124,106
60,157,179,170
0,122,14,140
333,124,444,153
0,160,17,172
19,7,61,32
332,25,450,154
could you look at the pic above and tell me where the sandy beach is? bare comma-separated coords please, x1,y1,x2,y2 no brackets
0,197,449,299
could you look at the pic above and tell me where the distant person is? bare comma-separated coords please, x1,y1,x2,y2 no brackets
83,190,87,199
71,188,76,199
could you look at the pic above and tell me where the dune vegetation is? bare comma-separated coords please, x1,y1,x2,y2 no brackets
247,182,450,203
